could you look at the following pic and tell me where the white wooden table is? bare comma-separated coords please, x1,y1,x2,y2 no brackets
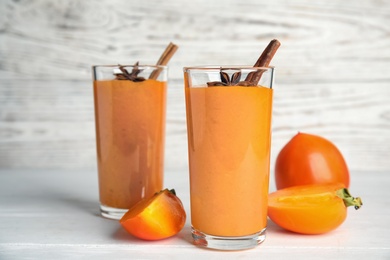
1,168,389,259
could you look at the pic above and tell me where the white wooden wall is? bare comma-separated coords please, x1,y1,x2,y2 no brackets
1,0,389,173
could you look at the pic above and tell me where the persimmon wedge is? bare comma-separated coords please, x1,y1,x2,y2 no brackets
120,189,186,240
268,184,362,235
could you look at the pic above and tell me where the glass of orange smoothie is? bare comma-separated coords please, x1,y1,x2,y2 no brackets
92,64,167,220
184,66,274,250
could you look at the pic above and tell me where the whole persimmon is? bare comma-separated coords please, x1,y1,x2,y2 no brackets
268,183,362,234
275,132,350,190
120,189,186,240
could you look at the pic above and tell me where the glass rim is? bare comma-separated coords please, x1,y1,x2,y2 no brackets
183,65,274,72
93,64,168,69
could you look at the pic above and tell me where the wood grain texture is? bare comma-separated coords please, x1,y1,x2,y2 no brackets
0,0,389,171
1,169,390,259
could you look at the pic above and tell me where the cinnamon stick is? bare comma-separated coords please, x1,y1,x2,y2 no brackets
245,39,281,84
149,42,179,80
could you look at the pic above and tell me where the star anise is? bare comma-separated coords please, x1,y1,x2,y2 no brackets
207,70,253,87
114,62,146,82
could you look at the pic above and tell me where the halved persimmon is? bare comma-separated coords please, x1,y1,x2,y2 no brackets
120,189,186,240
268,184,362,235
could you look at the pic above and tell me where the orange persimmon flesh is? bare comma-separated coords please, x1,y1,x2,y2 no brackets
120,189,186,240
268,184,362,235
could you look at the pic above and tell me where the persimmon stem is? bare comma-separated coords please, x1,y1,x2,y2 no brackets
336,188,363,210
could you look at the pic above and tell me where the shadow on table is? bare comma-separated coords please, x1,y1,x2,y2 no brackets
110,221,295,247
59,196,101,217
266,219,292,235
111,223,193,245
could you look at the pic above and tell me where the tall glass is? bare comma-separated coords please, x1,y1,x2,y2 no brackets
92,65,167,220
184,66,274,250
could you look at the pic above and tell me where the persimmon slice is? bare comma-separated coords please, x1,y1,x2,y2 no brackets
268,184,362,235
120,189,186,240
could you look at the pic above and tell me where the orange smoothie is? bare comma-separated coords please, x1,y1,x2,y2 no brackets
93,79,166,210
185,85,273,237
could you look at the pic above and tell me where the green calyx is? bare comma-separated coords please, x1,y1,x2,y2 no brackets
336,188,363,210
154,188,176,196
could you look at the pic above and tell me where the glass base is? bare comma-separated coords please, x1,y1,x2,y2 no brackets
191,227,266,251
100,205,128,220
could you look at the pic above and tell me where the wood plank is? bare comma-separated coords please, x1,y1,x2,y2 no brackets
0,79,389,172
1,169,390,258
0,0,389,171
